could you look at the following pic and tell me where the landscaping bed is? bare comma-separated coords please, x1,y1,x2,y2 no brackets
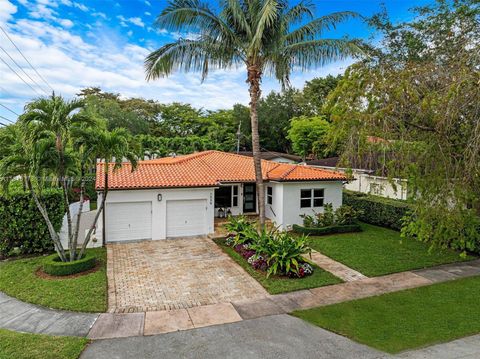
292,223,362,236
214,216,342,294
292,275,480,353
215,239,341,294
0,329,88,359
307,223,474,277
0,248,107,312
42,251,97,276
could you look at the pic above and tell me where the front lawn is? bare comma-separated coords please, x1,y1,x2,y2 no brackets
292,276,480,353
307,223,474,276
0,248,107,312
0,329,88,359
215,239,342,294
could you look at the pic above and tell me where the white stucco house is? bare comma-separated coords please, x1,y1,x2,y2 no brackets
95,150,346,243
307,157,408,200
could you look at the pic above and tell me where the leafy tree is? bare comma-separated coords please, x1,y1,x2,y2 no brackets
326,0,480,253
295,74,342,116
258,89,302,152
287,116,332,160
145,0,362,226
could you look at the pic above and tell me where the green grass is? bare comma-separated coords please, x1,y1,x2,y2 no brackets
214,239,342,294
0,329,88,359
307,223,474,276
0,248,107,312
292,276,480,353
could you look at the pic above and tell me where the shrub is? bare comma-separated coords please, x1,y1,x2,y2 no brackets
343,190,411,230
300,204,361,228
225,215,256,246
292,223,362,235
0,189,64,258
43,251,97,276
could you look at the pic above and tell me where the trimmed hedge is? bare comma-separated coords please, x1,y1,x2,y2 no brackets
292,223,362,236
43,251,97,276
0,190,64,258
343,191,411,231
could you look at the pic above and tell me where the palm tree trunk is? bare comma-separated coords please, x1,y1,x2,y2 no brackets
72,166,86,260
78,167,108,259
247,63,265,228
26,178,67,262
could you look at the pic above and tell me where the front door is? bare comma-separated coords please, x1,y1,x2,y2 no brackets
243,183,256,213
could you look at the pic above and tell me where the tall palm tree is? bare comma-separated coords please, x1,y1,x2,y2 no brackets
78,128,137,258
145,0,363,226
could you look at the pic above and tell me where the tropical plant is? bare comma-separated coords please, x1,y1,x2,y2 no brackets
78,128,138,258
300,204,361,228
225,215,256,246
145,0,363,227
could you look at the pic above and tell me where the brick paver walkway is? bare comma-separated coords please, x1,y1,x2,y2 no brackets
107,237,268,313
309,250,368,282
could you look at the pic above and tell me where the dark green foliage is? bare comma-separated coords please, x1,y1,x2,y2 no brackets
292,223,362,235
43,251,97,276
343,191,410,230
300,204,361,228
0,190,64,258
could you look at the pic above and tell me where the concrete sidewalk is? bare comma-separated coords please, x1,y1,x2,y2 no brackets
0,291,98,337
81,314,388,359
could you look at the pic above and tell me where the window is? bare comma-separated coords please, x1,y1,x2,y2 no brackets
300,189,325,208
232,185,239,207
215,186,232,207
267,186,273,205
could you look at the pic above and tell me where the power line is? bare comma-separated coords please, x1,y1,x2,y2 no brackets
0,114,15,124
0,45,49,95
0,103,19,116
0,54,43,96
0,25,54,92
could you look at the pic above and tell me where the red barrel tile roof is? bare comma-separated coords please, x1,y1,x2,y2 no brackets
96,150,346,190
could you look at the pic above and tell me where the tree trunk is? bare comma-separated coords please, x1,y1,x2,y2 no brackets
26,178,67,262
78,165,108,259
71,166,86,260
247,62,265,228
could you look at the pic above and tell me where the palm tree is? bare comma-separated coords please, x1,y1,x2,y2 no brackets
20,94,93,260
145,0,363,226
77,128,137,258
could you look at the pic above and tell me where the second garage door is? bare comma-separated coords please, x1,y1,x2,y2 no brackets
166,199,207,237
106,201,152,242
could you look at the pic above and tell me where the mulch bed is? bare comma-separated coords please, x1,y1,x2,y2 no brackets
35,261,102,280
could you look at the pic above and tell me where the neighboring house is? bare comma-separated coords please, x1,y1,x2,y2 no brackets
95,150,346,243
307,157,408,200
236,151,302,164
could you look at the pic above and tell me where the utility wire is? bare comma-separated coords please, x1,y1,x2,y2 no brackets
0,54,43,96
0,45,49,95
0,25,54,92
0,103,19,116
0,114,15,124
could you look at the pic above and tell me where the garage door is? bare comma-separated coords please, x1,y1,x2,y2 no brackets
166,199,207,237
106,202,152,242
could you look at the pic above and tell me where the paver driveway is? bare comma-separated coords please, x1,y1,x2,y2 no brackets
107,237,268,313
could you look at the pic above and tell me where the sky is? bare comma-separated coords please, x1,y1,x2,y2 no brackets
0,0,432,123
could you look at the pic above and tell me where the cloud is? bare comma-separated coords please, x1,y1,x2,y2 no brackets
117,15,145,28
144,0,151,6
0,0,17,24
92,12,107,19
59,18,73,28
144,12,151,16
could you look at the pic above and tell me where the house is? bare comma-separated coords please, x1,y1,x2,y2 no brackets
236,151,302,164
95,150,346,243
307,157,408,200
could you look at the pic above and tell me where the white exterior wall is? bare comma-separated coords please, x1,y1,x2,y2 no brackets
265,182,284,226
266,181,343,230
98,187,215,242
344,170,407,200
60,200,97,248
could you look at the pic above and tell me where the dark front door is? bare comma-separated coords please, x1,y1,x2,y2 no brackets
243,183,257,213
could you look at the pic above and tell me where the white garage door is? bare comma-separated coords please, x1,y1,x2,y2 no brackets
106,202,152,242
166,199,207,237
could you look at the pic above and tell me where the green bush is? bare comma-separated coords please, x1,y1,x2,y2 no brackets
292,223,362,235
0,189,64,258
343,191,411,230
300,204,362,228
43,251,97,276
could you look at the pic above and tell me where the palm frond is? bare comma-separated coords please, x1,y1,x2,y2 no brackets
285,39,364,69
286,11,361,44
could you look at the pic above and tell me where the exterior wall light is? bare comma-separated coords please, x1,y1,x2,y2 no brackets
157,194,162,202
